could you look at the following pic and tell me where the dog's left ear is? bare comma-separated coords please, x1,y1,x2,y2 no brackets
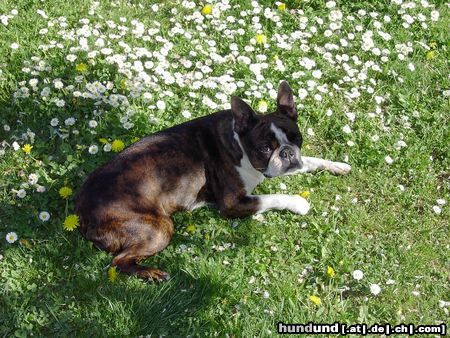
277,81,297,121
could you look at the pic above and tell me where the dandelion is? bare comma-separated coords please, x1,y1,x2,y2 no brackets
370,283,381,295
353,269,364,280
255,34,267,45
186,224,196,234
39,211,50,222
426,51,435,60
59,186,73,199
111,139,125,152
278,3,286,11
327,266,335,278
6,232,18,243
309,295,322,306
22,144,32,154
300,191,310,198
63,214,79,231
201,4,212,15
108,266,117,282
76,63,88,72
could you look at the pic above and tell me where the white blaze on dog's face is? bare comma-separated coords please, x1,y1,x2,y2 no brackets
231,81,304,179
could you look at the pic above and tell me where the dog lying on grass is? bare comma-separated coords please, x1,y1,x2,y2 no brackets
76,81,351,281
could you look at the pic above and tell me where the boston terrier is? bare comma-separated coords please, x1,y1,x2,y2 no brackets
76,81,351,281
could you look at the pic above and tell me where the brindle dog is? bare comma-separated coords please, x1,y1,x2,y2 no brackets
76,81,351,281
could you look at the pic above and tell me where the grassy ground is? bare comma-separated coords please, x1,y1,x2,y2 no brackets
0,0,449,336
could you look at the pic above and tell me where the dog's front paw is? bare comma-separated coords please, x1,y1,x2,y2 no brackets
329,162,352,175
290,195,310,215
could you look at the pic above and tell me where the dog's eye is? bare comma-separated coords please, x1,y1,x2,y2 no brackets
258,145,272,153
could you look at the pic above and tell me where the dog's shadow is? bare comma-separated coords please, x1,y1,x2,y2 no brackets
1,209,246,337
10,207,252,336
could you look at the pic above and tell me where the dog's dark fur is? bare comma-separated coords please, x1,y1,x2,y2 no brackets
76,81,350,281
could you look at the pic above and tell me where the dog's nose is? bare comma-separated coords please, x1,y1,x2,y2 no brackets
280,146,295,160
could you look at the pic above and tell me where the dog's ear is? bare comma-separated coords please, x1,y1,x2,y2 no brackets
231,96,257,133
277,81,297,121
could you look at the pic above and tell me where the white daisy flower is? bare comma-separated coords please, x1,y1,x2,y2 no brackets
6,232,18,243
432,205,441,215
88,145,98,154
352,269,364,280
39,211,50,222
17,189,27,198
370,283,381,295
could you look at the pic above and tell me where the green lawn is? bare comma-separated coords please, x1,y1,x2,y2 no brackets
0,0,449,336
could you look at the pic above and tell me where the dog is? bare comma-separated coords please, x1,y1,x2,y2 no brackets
76,81,351,281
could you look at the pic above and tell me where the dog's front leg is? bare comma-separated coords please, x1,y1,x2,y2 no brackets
219,194,310,218
296,156,351,175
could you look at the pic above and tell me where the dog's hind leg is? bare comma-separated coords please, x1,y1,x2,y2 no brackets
111,215,174,282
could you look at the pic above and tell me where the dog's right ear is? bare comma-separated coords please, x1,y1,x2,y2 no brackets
231,96,257,134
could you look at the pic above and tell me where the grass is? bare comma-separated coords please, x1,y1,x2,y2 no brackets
0,0,449,336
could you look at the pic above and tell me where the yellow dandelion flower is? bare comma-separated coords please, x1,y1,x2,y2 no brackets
99,138,108,144
75,63,88,72
426,50,435,60
59,186,73,199
111,139,125,152
201,4,212,15
63,214,79,231
327,266,335,278
108,266,117,282
22,144,32,154
186,224,196,234
309,295,322,306
278,3,286,10
255,34,267,45
300,191,310,198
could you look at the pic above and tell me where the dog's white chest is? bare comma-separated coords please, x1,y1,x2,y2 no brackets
233,129,265,194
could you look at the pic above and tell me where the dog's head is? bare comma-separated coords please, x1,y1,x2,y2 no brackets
231,81,303,178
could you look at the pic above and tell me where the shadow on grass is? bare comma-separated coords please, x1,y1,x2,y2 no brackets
0,221,234,337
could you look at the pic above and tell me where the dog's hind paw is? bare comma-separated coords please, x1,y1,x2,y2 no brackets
137,268,171,282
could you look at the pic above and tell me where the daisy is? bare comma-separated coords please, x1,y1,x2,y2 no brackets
39,211,50,222
6,232,18,243
370,283,381,295
353,270,364,280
